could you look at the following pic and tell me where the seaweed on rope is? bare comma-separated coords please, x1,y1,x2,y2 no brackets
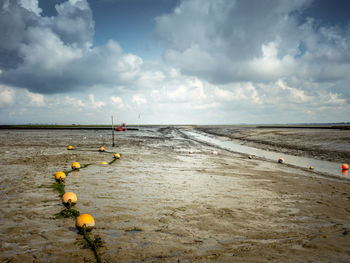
49,157,105,263
108,158,117,165
80,163,93,169
79,227,103,263
50,180,65,197
55,208,80,219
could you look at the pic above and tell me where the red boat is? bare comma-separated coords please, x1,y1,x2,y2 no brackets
115,123,127,131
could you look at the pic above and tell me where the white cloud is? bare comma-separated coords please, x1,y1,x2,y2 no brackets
275,80,313,104
167,83,206,103
19,27,83,70
110,96,124,109
110,96,123,104
63,96,85,108
54,0,94,48
193,102,219,110
0,85,15,106
322,92,346,105
26,91,45,106
155,0,350,91
213,88,236,101
0,85,48,108
213,82,262,105
132,95,147,105
19,0,42,15
89,94,106,108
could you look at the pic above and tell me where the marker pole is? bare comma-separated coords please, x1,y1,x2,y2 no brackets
111,115,115,147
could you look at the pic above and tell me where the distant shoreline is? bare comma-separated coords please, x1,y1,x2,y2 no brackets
0,124,349,130
256,125,350,130
0,125,139,130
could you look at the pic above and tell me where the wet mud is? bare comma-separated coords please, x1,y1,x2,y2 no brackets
197,127,350,163
1,127,350,262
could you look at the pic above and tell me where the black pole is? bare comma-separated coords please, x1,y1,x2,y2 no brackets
111,116,115,147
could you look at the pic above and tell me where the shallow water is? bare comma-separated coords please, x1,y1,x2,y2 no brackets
184,130,347,178
197,126,350,163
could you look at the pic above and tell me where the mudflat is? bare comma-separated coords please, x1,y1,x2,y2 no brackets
197,126,350,163
0,127,350,262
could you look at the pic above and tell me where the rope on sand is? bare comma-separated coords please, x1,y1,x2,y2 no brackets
81,226,103,263
49,146,121,262
50,179,65,197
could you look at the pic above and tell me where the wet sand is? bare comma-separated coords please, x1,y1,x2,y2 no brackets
1,127,350,262
197,126,350,163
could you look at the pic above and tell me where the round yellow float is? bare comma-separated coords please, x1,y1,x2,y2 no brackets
114,153,121,159
101,161,108,165
67,145,73,150
309,166,314,170
62,192,77,206
76,213,95,232
99,146,105,152
55,171,66,181
72,162,81,170
248,155,253,159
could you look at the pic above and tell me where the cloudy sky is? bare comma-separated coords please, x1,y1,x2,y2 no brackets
0,0,349,124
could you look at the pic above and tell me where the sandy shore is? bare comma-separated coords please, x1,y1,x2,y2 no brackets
1,127,350,262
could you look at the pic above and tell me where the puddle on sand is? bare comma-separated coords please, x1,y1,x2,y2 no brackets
183,130,346,179
125,228,143,238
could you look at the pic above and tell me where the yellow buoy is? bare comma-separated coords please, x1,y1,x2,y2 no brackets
114,153,121,159
67,145,73,150
55,171,66,181
248,155,253,159
72,162,81,170
101,161,108,165
189,150,193,154
99,146,105,152
62,192,77,206
76,213,95,232
309,166,314,170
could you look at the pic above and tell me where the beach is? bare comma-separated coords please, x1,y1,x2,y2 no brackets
0,127,350,262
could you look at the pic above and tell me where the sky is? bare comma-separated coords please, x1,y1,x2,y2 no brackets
0,0,350,125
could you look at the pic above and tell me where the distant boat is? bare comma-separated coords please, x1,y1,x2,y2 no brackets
115,123,127,132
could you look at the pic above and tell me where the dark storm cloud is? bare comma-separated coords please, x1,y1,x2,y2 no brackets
0,0,93,66
0,1,35,69
0,0,140,94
